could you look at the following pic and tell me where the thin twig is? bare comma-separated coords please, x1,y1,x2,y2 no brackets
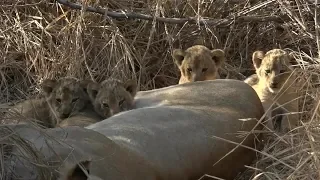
315,0,320,58
56,0,284,27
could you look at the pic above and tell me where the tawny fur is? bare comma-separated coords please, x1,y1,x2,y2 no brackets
87,78,137,119
57,106,101,128
3,77,91,128
3,98,52,128
244,49,301,132
8,80,264,180
172,45,225,84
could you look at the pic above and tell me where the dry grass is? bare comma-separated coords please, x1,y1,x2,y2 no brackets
0,0,320,179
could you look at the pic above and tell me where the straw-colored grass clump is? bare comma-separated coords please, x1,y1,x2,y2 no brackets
0,0,320,179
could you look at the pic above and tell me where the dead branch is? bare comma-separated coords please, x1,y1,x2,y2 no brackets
56,0,285,27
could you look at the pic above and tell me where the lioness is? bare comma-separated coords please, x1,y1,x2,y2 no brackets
244,49,300,132
86,78,137,118
3,77,90,128
172,45,225,84
6,79,264,180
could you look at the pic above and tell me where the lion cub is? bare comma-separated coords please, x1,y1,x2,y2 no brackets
244,49,300,132
172,45,225,84
4,77,90,128
57,80,102,128
86,78,137,118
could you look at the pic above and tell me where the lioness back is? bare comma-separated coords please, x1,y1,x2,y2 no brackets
172,45,225,84
244,49,301,132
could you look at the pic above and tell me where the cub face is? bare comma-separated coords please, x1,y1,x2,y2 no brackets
252,49,296,94
172,45,225,84
87,78,137,118
41,77,90,119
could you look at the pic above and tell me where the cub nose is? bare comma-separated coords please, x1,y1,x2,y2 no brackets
110,108,120,116
191,76,199,82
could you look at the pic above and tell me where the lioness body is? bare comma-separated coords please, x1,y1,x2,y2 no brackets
4,125,158,180
172,45,225,84
3,77,91,128
6,80,264,180
244,49,300,132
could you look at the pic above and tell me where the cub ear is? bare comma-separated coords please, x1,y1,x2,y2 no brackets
252,51,265,70
41,79,57,96
124,79,138,97
80,79,94,93
61,160,91,180
87,82,100,102
172,49,185,67
211,49,225,67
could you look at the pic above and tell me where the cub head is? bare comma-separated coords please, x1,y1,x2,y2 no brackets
172,45,225,84
87,78,137,118
252,49,296,94
41,77,90,119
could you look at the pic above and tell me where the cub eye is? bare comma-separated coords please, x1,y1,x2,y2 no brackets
280,70,286,73
265,69,271,75
119,99,125,106
102,102,109,108
56,98,61,103
187,68,192,72
202,68,208,73
72,98,79,103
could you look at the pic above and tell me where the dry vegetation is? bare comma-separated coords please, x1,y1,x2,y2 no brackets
0,0,320,179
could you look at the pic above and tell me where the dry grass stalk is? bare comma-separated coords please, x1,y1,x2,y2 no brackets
0,0,319,179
